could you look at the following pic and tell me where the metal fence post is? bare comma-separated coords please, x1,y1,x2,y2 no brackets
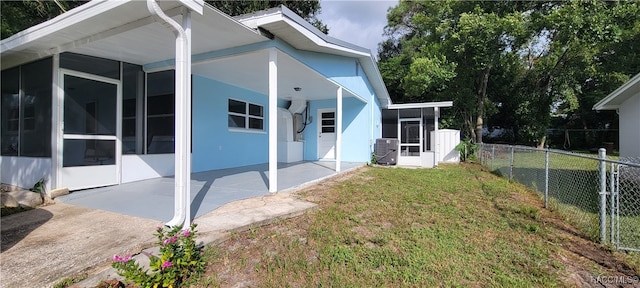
598,148,607,244
491,145,495,171
509,146,514,182
609,163,615,245
544,149,549,209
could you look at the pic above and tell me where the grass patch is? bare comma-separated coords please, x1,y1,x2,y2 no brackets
485,148,640,249
197,164,639,287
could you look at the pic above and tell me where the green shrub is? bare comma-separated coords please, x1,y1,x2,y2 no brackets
455,139,478,162
112,224,206,287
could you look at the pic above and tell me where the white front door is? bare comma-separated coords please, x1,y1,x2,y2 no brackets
397,118,422,166
317,108,336,160
60,71,121,190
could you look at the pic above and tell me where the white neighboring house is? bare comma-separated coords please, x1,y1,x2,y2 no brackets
593,72,640,158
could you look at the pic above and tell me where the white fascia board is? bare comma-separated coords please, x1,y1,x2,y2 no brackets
1,0,129,53
387,101,454,109
359,56,392,107
593,72,640,110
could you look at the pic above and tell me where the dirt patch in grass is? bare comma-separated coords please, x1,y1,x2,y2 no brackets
197,164,639,287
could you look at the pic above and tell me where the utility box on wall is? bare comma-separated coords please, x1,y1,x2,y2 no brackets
375,138,399,165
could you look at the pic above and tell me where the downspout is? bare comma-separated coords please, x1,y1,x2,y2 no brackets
147,0,190,228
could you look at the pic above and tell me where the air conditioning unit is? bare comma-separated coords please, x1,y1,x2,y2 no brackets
375,138,398,165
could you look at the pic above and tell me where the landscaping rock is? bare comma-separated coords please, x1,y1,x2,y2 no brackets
50,187,70,199
8,189,43,208
1,193,19,208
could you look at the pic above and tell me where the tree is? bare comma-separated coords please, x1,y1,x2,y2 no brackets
507,0,639,147
1,0,86,39
380,1,530,143
379,0,640,146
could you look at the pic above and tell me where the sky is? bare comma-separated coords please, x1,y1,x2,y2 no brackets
317,0,399,57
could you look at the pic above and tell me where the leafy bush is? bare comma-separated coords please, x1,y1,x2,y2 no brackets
112,224,205,287
30,178,46,196
370,152,377,165
455,139,478,162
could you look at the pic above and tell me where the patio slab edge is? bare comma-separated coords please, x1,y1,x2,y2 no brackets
73,194,318,288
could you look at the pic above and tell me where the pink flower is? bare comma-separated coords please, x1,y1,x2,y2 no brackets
112,254,132,263
200,251,204,256
156,226,163,231
161,261,172,270
162,236,178,245
183,230,190,237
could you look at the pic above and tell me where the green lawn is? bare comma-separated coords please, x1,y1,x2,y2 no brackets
484,149,640,249
197,164,639,287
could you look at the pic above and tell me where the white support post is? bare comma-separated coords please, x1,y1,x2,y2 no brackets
336,87,343,172
434,107,440,166
183,9,192,228
51,54,61,192
268,48,278,192
147,0,190,228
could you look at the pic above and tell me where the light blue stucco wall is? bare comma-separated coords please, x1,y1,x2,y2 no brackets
302,98,369,162
192,75,269,172
187,38,384,167
284,43,380,163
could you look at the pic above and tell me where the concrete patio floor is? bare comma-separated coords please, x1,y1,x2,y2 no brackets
57,161,363,222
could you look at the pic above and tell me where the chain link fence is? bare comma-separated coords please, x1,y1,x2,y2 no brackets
615,157,640,251
479,143,640,252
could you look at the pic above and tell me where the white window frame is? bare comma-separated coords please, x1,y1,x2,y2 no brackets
228,98,265,133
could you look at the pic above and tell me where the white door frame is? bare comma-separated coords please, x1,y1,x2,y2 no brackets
58,68,122,190
397,117,422,166
317,108,336,160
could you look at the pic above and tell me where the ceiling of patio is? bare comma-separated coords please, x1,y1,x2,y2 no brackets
192,49,362,102
64,4,270,68
1,2,267,69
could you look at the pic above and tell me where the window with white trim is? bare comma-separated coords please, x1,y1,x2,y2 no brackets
228,99,264,131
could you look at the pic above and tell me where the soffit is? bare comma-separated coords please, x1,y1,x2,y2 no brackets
1,2,268,69
192,49,361,102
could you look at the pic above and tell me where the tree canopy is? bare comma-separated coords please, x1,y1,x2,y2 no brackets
379,0,639,147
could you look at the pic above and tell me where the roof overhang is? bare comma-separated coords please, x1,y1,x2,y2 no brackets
0,2,379,105
386,101,454,110
593,72,640,110
236,5,392,107
0,1,267,69
192,48,364,103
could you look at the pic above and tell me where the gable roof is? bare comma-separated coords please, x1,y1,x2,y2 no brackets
593,72,640,110
236,5,391,107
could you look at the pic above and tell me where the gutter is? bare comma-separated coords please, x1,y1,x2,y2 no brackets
146,0,192,228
